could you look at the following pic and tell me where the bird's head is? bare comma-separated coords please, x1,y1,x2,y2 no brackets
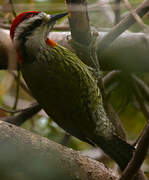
10,11,67,40
10,11,67,63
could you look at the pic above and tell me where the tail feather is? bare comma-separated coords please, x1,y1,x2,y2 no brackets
94,135,134,170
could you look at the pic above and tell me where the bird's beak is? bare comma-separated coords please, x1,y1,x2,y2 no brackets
50,12,68,22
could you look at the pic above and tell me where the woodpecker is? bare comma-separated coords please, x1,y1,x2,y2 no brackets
10,11,134,170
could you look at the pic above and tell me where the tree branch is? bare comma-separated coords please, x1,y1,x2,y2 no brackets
133,82,149,121
50,31,149,72
66,0,92,45
2,30,149,72
114,0,121,24
132,75,149,103
105,102,127,140
123,0,149,32
102,70,120,88
1,1,149,72
9,0,17,18
97,0,149,53
119,123,149,180
2,103,41,126
10,71,31,96
0,120,118,180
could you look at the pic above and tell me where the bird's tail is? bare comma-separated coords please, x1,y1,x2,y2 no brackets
93,135,134,170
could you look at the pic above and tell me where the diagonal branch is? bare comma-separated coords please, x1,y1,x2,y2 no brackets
9,0,17,18
123,0,149,32
2,103,41,126
119,123,149,180
132,75,149,103
10,71,31,96
133,81,149,121
97,0,149,54
102,70,120,88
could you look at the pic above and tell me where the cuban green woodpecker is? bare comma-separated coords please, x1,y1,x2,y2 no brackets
10,11,134,170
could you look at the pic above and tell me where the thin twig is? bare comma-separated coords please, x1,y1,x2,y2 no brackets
123,0,149,32
102,70,120,88
105,101,127,140
97,0,149,54
10,71,32,96
102,71,120,100
119,123,149,180
114,0,121,24
132,74,149,103
9,0,20,113
0,106,33,114
101,71,127,140
132,79,149,148
117,96,129,115
9,0,17,17
133,82,149,121
133,125,146,147
12,70,21,111
2,103,41,126
0,23,111,32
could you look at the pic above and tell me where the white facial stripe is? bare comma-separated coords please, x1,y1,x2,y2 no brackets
14,12,51,41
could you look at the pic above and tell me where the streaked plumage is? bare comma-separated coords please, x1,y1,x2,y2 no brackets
10,11,134,170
